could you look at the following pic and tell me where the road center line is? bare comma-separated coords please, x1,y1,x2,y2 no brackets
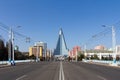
59,62,61,80
61,62,65,80
16,75,27,80
59,61,65,80
97,75,107,80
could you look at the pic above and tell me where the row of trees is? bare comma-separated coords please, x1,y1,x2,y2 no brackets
84,50,113,53
0,39,30,61
0,39,8,60
68,51,85,61
68,51,120,61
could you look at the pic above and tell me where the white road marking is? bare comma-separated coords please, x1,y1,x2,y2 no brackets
16,75,27,80
59,62,61,80
61,62,65,80
97,75,107,80
59,61,65,80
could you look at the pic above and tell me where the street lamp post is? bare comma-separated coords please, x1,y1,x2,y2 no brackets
72,50,73,62
111,26,116,64
36,45,39,62
103,25,116,65
76,50,78,62
84,44,87,59
8,27,12,65
11,29,15,65
8,26,21,66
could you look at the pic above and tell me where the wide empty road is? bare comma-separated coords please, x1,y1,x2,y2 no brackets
0,61,120,80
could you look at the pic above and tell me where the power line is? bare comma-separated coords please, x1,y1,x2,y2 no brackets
84,21,120,49
0,22,30,43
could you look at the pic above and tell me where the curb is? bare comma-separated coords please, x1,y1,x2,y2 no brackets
83,61,120,68
0,64,10,68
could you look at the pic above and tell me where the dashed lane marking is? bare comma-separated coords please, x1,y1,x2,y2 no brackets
97,75,107,80
16,75,27,80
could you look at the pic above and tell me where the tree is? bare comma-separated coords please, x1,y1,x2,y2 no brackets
0,39,8,60
29,55,36,59
90,54,99,60
78,51,85,61
93,54,99,60
0,39,4,49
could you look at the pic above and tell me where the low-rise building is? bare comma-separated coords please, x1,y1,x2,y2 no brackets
69,46,81,58
94,45,105,50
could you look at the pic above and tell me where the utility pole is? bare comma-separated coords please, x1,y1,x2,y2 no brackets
84,44,87,59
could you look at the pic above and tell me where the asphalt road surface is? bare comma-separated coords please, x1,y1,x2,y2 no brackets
0,61,120,80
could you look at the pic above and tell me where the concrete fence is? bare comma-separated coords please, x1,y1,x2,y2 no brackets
0,60,35,65
83,59,120,65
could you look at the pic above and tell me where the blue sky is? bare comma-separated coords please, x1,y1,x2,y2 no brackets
0,0,120,51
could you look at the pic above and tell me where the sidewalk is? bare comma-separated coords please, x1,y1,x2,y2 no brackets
0,64,10,68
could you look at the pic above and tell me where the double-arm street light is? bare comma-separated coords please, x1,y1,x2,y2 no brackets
102,25,116,64
8,26,21,66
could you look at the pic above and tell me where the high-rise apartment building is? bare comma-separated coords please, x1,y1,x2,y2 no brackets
29,42,47,58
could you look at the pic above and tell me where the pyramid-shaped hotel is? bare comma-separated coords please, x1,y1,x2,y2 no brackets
54,28,68,56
